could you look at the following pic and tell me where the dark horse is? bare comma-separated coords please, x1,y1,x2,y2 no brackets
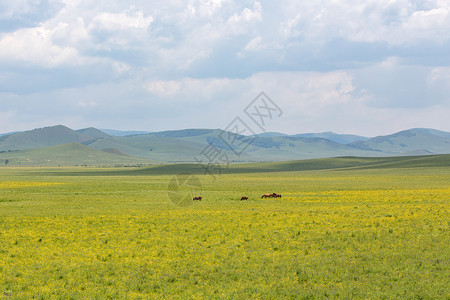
193,196,202,201
240,196,248,200
262,193,281,198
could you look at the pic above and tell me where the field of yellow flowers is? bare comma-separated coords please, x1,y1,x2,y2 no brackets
0,167,449,298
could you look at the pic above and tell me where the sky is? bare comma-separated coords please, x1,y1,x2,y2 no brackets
1,0,450,136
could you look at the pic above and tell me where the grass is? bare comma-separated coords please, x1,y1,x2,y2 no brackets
0,162,449,298
64,153,450,176
0,143,154,167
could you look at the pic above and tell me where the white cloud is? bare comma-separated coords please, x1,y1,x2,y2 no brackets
0,24,82,67
77,99,97,107
1,0,449,135
243,36,263,51
227,1,262,24
2,0,447,72
278,0,450,46
146,80,181,98
351,57,450,109
428,66,450,85
2,68,449,134
145,77,238,103
92,10,153,31
0,0,39,19
190,0,226,17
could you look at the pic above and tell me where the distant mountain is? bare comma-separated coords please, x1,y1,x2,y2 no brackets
100,129,151,136
0,131,20,137
240,136,381,161
150,128,216,138
410,128,450,138
1,125,449,166
85,133,212,162
77,127,111,139
292,132,370,144
254,132,288,138
348,128,450,154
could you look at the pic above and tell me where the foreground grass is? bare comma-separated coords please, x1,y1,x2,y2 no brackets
0,166,449,298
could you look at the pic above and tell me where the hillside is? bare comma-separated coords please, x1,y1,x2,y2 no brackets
224,153,450,173
292,132,369,144
0,143,153,167
76,127,111,139
349,128,450,154
85,129,381,162
0,125,96,151
82,154,450,176
100,129,151,136
85,134,218,162
1,125,449,165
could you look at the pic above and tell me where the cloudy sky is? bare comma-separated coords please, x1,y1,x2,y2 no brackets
1,0,449,136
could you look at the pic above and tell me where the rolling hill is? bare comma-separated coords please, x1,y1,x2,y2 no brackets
100,129,152,136
348,128,450,154
0,143,153,167
38,154,449,176
292,132,369,144
127,153,450,175
1,125,450,166
0,125,102,151
76,127,111,139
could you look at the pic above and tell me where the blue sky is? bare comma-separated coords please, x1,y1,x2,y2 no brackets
1,0,449,136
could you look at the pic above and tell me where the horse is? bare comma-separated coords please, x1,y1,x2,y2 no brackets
240,196,248,200
262,193,280,198
193,196,202,201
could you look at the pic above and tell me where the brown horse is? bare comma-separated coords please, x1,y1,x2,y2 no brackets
262,193,280,198
193,196,202,201
240,196,248,200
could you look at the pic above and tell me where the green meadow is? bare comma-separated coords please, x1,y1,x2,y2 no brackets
0,156,449,298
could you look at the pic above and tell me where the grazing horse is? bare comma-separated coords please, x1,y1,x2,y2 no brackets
193,196,202,201
262,193,281,198
240,196,248,201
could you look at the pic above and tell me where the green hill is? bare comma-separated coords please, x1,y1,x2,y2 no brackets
76,127,111,140
241,136,382,161
1,126,449,164
0,143,153,166
14,154,449,177
349,128,450,154
292,132,370,144
116,154,450,176
85,134,214,162
85,130,378,162
0,125,95,151
224,154,450,173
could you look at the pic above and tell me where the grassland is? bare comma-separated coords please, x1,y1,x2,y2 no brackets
0,143,154,167
0,159,449,298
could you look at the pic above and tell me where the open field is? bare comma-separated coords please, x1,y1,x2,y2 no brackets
0,159,449,298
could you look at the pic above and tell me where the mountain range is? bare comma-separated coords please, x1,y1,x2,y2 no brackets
0,125,449,166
